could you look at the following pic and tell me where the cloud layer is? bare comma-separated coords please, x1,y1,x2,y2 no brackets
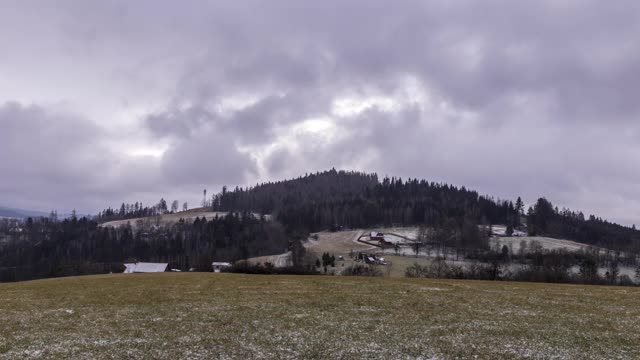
1,1,640,225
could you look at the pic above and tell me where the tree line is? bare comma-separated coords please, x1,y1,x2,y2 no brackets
96,198,188,222
527,198,640,253
0,213,294,282
406,246,640,287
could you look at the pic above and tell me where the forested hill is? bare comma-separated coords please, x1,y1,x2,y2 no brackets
526,198,640,253
214,169,520,233
213,170,379,214
213,169,640,252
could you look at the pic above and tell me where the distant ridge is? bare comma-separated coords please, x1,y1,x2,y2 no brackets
0,206,49,219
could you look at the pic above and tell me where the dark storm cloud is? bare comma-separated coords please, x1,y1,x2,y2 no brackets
145,92,328,146
2,1,640,224
145,107,218,139
145,107,258,184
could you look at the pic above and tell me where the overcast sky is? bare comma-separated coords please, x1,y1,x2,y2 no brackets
1,1,639,225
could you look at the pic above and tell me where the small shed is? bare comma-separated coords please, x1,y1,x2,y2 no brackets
212,262,232,273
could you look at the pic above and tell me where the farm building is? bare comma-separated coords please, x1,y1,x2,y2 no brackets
370,231,385,241
212,262,232,273
488,225,527,237
356,253,386,265
9,226,23,233
123,262,168,273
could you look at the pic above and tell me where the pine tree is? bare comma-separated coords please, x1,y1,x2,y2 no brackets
158,198,168,214
607,261,620,285
579,257,599,284
515,197,524,216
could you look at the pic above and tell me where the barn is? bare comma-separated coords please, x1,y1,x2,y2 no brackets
123,262,168,273
370,231,385,241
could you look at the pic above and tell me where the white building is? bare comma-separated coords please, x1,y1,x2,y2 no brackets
211,262,232,273
123,262,168,273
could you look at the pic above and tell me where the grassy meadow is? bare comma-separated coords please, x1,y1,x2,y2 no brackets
1,273,639,359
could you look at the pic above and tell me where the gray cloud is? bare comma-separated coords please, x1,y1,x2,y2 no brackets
157,126,257,186
0,102,253,213
0,102,112,212
1,1,640,225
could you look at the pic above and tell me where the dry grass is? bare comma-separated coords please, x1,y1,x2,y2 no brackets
244,252,292,267
383,254,432,277
1,273,639,359
100,211,229,229
100,210,270,229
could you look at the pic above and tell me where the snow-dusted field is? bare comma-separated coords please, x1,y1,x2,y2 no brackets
305,230,375,255
379,233,410,244
489,225,527,237
377,227,419,240
491,236,597,252
1,273,639,359
312,227,633,281
365,226,601,254
364,227,418,243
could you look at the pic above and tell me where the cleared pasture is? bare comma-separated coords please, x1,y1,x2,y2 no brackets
1,273,639,359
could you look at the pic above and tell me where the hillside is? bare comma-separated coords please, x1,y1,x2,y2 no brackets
213,169,640,253
0,213,288,282
1,273,639,359
2,169,640,284
100,210,229,229
277,226,638,281
99,209,271,230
